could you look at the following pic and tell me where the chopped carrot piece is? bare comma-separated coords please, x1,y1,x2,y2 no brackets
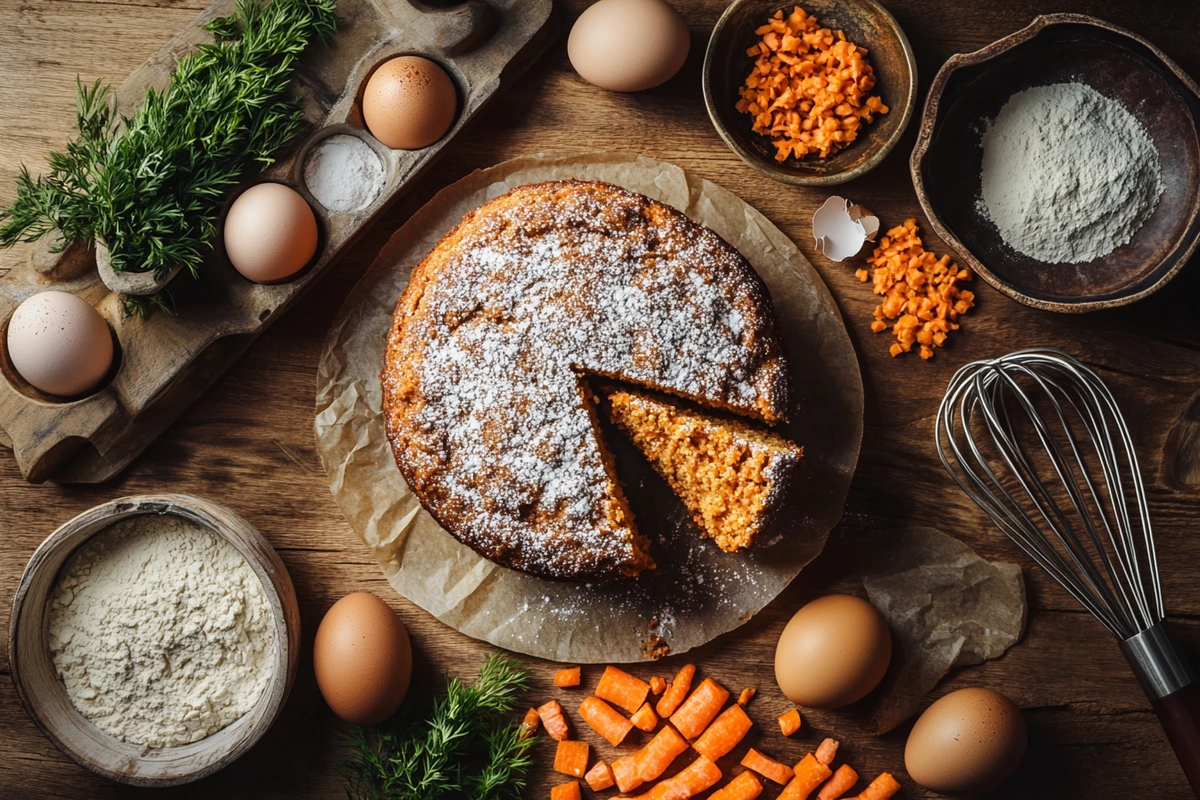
578,696,634,746
693,703,753,760
538,699,569,741
555,666,582,687
636,724,689,782
815,738,839,766
520,707,540,739
631,701,658,732
595,665,650,714
710,770,764,800
613,754,644,794
737,687,756,706
817,764,858,800
554,739,589,778
784,753,833,799
778,708,802,737
656,664,695,717
670,677,730,739
650,676,668,695
853,773,901,800
741,748,795,786
585,760,615,792
551,780,582,800
627,755,722,800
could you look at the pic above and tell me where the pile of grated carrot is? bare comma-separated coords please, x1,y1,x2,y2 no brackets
736,5,888,161
541,663,902,800
858,218,974,360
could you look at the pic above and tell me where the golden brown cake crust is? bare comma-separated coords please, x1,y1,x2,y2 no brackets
382,180,790,581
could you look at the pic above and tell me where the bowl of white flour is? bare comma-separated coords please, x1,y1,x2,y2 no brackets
911,14,1200,312
9,494,300,786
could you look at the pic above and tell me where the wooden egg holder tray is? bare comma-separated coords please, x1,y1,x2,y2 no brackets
0,0,556,483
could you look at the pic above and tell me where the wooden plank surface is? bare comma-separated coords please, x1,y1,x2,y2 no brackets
2,0,1200,797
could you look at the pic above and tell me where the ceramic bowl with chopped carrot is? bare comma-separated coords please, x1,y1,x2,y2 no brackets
703,0,917,186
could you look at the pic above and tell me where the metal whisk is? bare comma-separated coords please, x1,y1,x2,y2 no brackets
936,348,1200,795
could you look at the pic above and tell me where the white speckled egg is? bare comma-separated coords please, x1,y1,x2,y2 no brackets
7,291,114,397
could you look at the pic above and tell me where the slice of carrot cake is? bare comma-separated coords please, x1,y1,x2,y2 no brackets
603,388,802,552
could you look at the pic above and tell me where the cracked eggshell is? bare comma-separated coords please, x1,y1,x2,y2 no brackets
813,196,880,262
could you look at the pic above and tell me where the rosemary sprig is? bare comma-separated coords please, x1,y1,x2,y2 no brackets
343,653,536,800
0,0,337,311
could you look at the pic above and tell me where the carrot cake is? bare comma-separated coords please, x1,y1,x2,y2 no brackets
382,180,790,581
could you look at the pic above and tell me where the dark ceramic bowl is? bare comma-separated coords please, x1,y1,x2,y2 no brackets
703,0,916,186
912,14,1200,313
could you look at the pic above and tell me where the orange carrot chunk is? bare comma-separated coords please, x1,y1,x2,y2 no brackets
520,707,540,738
741,748,796,786
778,708,802,737
784,753,833,799
710,770,765,800
737,687,756,706
670,677,730,739
817,764,858,800
585,760,616,792
595,665,651,714
538,699,569,741
637,724,690,782
555,666,582,687
650,676,668,695
692,703,753,761
579,695,634,746
554,739,589,778
852,773,902,800
815,738,839,766
628,755,723,800
631,701,659,732
656,664,696,717
551,780,582,800
613,754,644,794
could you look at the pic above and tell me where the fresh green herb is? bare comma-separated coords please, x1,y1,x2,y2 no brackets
0,0,337,310
343,653,536,800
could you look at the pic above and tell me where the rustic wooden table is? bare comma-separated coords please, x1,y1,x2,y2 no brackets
3,0,1200,797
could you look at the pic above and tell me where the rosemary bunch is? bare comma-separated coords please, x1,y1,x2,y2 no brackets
344,654,536,800
0,0,337,305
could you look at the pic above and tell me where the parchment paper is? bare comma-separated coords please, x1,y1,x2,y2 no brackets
314,153,864,662
860,526,1026,734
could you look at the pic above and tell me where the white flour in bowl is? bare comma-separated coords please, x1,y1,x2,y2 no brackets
48,514,276,748
977,82,1163,264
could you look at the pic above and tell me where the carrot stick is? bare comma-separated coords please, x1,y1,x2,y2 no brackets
740,748,796,786
737,687,756,706
538,699,569,741
709,771,764,800
631,701,658,732
612,754,644,794
627,755,722,800
555,666,582,687
778,708,802,737
670,677,730,739
585,760,615,792
853,773,901,800
655,664,696,717
520,707,540,739
692,703,753,760
815,738,839,766
783,753,833,799
650,676,668,695
578,695,633,746
550,780,581,800
554,739,589,778
595,665,650,714
636,723,689,782
817,764,858,800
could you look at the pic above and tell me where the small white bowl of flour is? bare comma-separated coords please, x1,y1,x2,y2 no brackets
10,494,299,786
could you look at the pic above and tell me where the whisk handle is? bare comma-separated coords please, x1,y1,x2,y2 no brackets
1122,624,1200,797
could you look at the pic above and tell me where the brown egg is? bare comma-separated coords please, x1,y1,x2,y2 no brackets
905,687,1027,794
223,182,318,283
774,594,892,709
313,592,413,725
568,0,690,92
362,56,457,150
